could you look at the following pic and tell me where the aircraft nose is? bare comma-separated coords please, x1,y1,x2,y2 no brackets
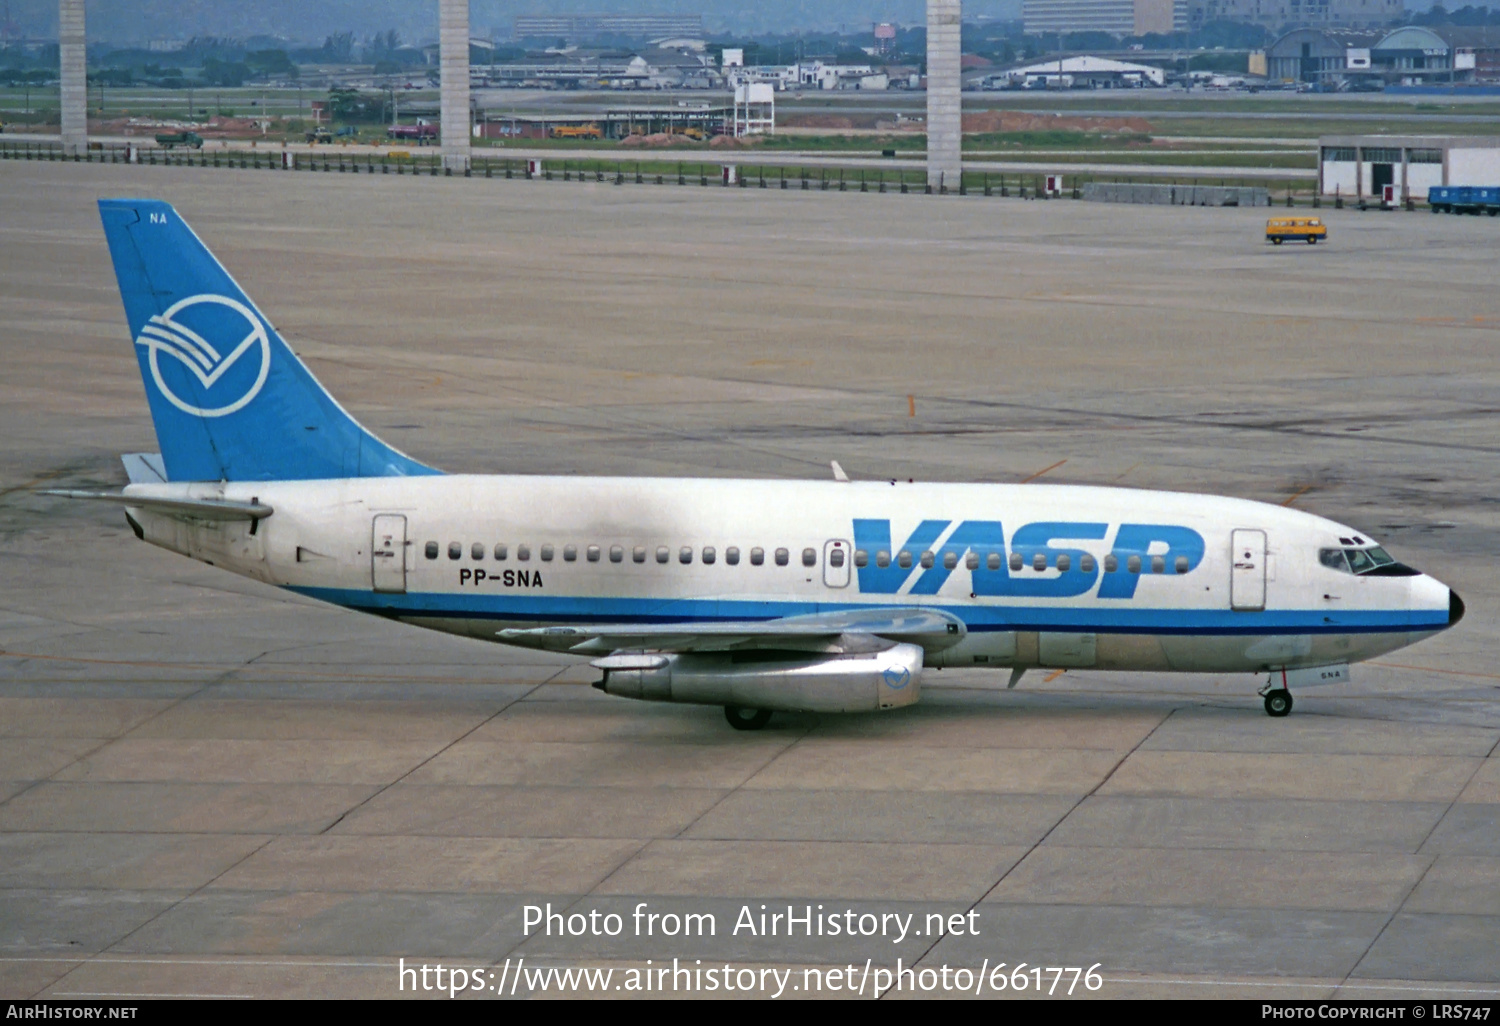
1450,589,1466,627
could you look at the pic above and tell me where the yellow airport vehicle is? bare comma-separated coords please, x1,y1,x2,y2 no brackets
1266,216,1327,245
551,123,602,140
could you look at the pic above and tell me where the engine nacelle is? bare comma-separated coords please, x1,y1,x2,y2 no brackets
593,643,923,714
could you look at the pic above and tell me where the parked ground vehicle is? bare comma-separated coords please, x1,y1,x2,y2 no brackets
1265,216,1328,245
551,123,602,140
387,121,438,145
305,127,332,144
1429,185,1500,215
154,131,203,150
335,126,359,139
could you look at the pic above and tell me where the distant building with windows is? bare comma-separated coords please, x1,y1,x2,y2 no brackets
1023,0,1187,37
512,14,705,43
1188,0,1403,31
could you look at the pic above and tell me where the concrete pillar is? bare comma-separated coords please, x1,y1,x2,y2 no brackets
59,0,87,155
926,0,962,192
439,0,470,171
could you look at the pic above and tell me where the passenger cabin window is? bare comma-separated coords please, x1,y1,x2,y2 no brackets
703,546,716,565
802,548,817,567
425,541,439,560
1174,555,1189,574
775,548,790,566
1104,555,1118,573
726,546,740,565
854,550,868,568
1009,552,1024,572
586,545,600,563
941,552,957,571
750,547,765,566
448,542,462,560
656,546,670,564
494,543,507,561
876,550,891,568
897,550,912,570
679,546,693,564
610,545,623,563
830,548,845,568
987,553,1001,571
517,544,531,561
920,551,935,569
633,546,646,563
540,545,554,562
1080,554,1095,574
965,552,978,571
471,542,485,561
1151,555,1165,574
1056,554,1071,572
1032,553,1047,572
1126,555,1141,574
563,545,577,562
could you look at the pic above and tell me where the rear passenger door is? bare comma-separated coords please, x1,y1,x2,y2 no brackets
372,514,408,594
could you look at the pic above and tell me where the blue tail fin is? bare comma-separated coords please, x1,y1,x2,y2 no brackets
98,198,440,482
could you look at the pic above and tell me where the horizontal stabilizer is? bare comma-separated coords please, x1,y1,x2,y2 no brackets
499,606,964,655
41,489,273,521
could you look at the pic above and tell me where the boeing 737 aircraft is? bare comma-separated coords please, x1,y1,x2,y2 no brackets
49,198,1464,728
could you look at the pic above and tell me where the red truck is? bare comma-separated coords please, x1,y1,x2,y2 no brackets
386,120,438,145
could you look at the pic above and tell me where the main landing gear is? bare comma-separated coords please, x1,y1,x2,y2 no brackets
1262,689,1293,718
724,705,772,731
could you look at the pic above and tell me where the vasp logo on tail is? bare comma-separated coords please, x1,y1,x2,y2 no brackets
133,294,271,418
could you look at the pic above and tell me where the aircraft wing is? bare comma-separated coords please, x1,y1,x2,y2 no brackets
41,490,273,522
498,606,964,654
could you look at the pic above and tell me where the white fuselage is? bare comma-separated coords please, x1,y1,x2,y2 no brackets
121,475,1453,677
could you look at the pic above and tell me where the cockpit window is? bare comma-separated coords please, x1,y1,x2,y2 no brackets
1319,548,1350,573
1322,545,1420,577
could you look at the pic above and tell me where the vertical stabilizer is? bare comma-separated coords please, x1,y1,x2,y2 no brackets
98,198,440,482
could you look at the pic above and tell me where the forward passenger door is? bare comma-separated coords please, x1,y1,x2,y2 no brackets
1230,529,1266,611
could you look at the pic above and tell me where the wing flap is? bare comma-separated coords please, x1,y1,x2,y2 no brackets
498,607,964,654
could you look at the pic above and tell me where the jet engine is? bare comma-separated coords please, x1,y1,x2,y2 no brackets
592,643,923,714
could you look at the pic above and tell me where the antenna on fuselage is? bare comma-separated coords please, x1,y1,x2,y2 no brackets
830,461,850,482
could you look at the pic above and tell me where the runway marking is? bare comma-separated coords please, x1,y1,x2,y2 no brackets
1019,458,1067,484
1281,484,1314,506
0,468,68,499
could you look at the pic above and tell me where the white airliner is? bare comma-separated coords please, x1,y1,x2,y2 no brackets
49,199,1464,729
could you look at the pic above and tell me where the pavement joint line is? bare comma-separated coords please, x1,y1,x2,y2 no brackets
23,647,538,994
1339,744,1496,991
886,705,1180,998
314,669,564,836
497,714,822,967
516,713,823,954
0,650,254,815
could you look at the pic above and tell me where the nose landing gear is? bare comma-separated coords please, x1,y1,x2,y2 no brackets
1262,689,1293,717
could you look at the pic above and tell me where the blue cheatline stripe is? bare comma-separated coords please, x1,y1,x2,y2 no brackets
288,587,1445,637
